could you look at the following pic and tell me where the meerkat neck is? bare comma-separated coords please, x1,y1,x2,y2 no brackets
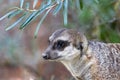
61,43,95,80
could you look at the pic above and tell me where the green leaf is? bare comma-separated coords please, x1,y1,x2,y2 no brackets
56,0,61,4
26,2,30,10
80,0,83,10
19,11,38,29
0,10,16,21
63,0,68,26
33,0,38,9
6,14,25,31
47,0,52,5
8,10,22,18
76,0,81,10
20,4,51,29
53,1,63,15
34,8,51,38
20,0,24,8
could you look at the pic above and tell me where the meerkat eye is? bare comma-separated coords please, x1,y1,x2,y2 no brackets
53,40,70,50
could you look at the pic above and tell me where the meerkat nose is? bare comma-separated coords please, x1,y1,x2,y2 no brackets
42,53,50,60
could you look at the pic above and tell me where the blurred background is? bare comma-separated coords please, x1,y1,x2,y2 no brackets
0,0,120,80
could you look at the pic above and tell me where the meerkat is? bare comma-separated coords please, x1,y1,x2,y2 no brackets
42,28,120,80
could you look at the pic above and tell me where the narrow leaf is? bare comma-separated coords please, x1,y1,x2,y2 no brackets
0,10,16,21
26,2,30,10
76,0,81,10
20,11,37,29
56,0,61,4
20,4,51,29
53,1,63,15
34,8,51,38
80,0,83,10
8,10,22,18
20,0,24,8
33,0,38,9
63,0,68,26
6,15,25,31
47,0,51,5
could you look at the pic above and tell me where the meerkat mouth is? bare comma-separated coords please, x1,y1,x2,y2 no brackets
50,56,62,60
42,54,62,61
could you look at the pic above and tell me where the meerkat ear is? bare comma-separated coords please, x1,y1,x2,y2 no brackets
77,32,88,53
76,42,84,57
76,42,83,51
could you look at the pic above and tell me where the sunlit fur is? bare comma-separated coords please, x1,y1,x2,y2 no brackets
43,28,120,80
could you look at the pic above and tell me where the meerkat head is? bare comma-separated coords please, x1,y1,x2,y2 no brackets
42,28,88,61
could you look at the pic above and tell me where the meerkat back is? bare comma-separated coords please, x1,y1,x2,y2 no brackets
89,41,120,80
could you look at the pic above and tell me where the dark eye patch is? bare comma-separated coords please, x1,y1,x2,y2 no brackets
53,40,70,51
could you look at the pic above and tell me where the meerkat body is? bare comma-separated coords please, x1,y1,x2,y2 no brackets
42,28,120,80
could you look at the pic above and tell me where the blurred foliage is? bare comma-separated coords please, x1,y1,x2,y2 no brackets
100,25,120,43
0,0,120,42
